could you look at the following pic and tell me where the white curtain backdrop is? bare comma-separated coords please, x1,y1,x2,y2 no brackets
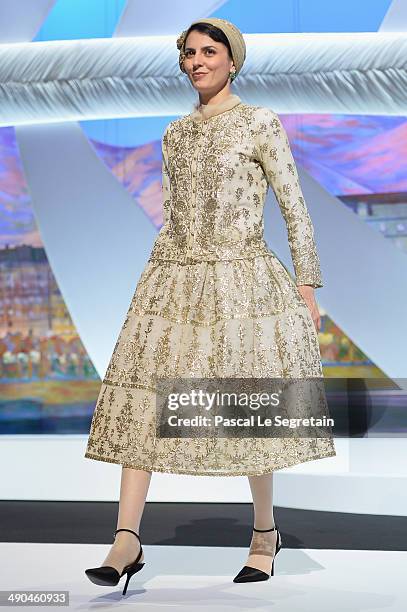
1,32,407,127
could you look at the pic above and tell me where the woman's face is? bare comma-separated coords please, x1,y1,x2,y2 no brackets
183,30,234,92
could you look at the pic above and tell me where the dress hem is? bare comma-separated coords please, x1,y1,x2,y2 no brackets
83,448,337,477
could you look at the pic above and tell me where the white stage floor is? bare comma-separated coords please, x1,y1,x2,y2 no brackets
1,543,406,611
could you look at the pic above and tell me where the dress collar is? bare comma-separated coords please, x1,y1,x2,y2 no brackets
189,94,242,123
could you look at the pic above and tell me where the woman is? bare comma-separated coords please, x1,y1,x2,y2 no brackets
84,17,336,594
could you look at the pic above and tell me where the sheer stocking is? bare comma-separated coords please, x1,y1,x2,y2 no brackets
245,474,278,573
101,467,152,574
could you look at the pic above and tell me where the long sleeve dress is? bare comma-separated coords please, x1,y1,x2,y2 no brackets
84,93,336,476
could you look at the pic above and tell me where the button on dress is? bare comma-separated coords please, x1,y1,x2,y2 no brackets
84,94,336,475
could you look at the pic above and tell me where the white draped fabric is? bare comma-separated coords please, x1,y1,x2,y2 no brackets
1,32,407,126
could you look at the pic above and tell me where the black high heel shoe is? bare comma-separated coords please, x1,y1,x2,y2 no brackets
85,528,145,596
233,525,282,583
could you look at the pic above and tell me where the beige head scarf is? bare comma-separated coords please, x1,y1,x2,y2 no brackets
176,17,246,78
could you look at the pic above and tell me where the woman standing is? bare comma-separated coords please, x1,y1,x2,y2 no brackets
85,17,336,594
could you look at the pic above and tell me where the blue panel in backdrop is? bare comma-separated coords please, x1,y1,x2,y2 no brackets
213,0,393,33
33,0,127,41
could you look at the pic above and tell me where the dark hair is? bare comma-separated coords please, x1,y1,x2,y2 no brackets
185,22,233,61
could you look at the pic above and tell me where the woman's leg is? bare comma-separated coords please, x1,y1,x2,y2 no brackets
101,467,152,573
244,473,278,573
249,473,275,528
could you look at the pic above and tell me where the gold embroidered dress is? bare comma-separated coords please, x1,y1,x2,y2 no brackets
84,93,336,475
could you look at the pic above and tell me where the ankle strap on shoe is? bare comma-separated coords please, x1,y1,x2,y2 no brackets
113,528,140,541
253,525,278,532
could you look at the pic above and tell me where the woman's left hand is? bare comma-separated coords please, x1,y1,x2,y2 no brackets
297,285,321,332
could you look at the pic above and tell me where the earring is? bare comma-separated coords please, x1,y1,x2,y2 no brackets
229,70,236,81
